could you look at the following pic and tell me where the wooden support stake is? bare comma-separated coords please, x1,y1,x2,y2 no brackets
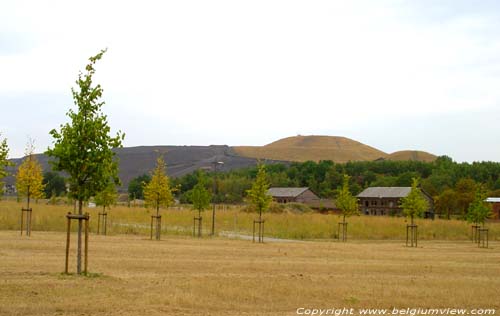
65,213,71,274
253,219,265,243
20,209,24,236
406,224,418,247
84,213,89,274
64,212,90,274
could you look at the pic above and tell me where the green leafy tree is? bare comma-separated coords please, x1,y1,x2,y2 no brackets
16,140,45,209
455,178,477,217
128,174,151,200
0,133,13,197
435,188,458,219
336,174,359,223
188,172,211,218
42,171,66,197
46,49,124,274
400,178,429,225
467,189,492,227
143,156,174,216
246,164,272,221
95,182,118,213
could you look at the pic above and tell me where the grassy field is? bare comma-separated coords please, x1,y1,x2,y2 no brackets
0,231,499,316
1,201,499,241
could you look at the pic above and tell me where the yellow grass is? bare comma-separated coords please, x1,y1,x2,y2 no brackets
0,231,499,316
1,200,499,241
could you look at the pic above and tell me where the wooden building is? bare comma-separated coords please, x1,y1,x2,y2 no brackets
267,187,319,204
267,187,337,211
357,187,434,217
485,197,500,220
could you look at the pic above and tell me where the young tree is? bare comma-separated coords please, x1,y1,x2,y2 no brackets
46,49,124,274
400,178,429,225
336,174,359,223
95,182,118,213
246,164,272,222
0,133,13,197
144,156,174,216
335,174,359,241
188,172,211,218
467,189,492,227
16,140,45,209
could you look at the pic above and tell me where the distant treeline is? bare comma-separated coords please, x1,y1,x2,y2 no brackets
167,156,500,218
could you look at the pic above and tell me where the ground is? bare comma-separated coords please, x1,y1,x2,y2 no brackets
1,231,499,316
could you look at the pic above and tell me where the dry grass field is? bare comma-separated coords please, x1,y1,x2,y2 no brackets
1,200,499,241
1,230,499,316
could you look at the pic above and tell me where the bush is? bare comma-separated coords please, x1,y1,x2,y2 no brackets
285,202,313,214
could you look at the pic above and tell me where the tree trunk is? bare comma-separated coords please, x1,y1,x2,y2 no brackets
77,199,83,274
27,185,31,210
259,209,262,222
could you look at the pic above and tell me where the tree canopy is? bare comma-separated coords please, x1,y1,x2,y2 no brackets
336,174,359,222
0,133,13,197
144,156,174,214
400,178,429,224
128,174,151,200
246,164,272,219
187,171,211,216
95,182,118,211
467,189,492,226
46,49,124,208
16,141,45,204
42,171,66,197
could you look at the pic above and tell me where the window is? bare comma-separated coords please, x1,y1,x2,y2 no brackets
371,200,377,206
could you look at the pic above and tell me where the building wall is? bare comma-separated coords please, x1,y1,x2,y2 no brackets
296,190,320,204
272,189,320,205
491,203,500,220
359,194,434,217
359,197,402,216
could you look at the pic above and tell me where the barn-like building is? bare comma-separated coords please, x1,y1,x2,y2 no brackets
485,197,500,220
357,187,434,217
267,187,336,211
267,187,319,204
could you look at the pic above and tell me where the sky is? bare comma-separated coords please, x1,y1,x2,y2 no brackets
1,0,500,162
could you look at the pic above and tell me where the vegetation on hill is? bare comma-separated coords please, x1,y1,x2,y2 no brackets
173,156,500,219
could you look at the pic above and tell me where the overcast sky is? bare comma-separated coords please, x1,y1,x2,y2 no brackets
1,0,500,162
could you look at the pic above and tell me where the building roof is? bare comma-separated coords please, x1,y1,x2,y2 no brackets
267,187,310,198
485,197,500,203
357,187,412,198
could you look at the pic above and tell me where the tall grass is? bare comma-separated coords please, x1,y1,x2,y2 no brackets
1,200,499,240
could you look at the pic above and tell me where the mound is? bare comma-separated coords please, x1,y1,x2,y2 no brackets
387,150,437,162
233,135,388,163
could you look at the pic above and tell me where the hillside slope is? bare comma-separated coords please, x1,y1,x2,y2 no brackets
386,150,437,162
4,146,283,191
233,135,389,163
